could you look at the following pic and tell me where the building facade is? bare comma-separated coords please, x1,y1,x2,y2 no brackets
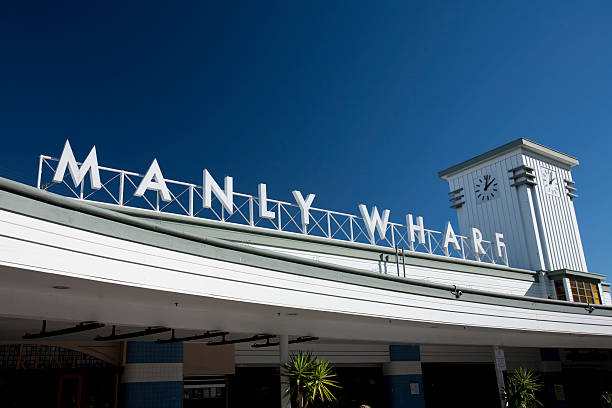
0,139,610,407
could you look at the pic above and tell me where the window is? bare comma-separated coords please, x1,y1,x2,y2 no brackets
569,279,601,304
554,280,566,301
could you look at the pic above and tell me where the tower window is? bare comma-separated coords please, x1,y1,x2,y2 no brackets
569,279,601,304
553,280,566,301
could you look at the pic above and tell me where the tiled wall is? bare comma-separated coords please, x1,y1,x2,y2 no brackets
121,341,183,408
384,345,425,408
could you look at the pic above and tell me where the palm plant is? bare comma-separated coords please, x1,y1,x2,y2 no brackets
501,367,543,408
282,351,340,408
603,390,612,408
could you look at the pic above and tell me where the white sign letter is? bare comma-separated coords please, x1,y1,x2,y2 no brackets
203,169,234,214
52,140,102,190
359,205,390,245
135,159,171,202
442,221,461,252
258,183,275,219
495,232,506,258
471,227,486,255
406,214,426,245
292,191,315,228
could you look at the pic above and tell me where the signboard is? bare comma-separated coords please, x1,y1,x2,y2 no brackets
36,140,510,267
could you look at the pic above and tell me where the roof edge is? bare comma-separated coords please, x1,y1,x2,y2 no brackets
438,138,580,179
0,176,610,314
547,269,607,282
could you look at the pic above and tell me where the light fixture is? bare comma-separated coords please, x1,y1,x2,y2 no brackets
252,336,318,348
156,329,229,344
96,325,171,341
23,320,104,339
207,334,275,346
451,285,463,299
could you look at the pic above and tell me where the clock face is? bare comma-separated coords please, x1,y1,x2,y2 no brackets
474,174,498,202
541,168,560,196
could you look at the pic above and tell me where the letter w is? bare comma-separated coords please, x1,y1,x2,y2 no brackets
358,204,390,245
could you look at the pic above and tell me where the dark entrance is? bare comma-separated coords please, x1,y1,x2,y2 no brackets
422,363,500,408
227,366,382,408
0,369,119,408
564,367,612,407
228,367,280,408
332,367,384,408
0,344,120,408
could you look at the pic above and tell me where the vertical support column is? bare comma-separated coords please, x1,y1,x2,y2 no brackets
540,348,567,408
383,345,425,408
280,335,291,408
120,341,183,408
563,277,573,301
493,346,506,408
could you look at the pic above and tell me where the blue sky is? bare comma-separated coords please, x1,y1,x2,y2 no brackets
1,2,611,278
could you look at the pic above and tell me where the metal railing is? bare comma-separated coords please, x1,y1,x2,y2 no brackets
37,155,509,266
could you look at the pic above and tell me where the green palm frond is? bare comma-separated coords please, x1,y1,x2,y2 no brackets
307,358,340,403
282,351,342,408
501,367,543,408
603,390,612,407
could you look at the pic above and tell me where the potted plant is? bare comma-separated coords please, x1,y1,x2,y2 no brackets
501,367,543,408
282,351,341,408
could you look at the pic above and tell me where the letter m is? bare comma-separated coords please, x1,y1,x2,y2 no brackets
52,140,102,190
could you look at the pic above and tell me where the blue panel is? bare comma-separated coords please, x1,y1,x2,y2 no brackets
125,341,183,364
385,374,425,408
121,381,183,408
389,345,420,361
540,348,560,362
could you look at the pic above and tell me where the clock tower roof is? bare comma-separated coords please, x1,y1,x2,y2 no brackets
438,138,579,180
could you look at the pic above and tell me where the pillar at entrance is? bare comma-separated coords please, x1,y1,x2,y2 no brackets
120,341,183,408
280,335,291,408
540,348,568,408
383,345,425,408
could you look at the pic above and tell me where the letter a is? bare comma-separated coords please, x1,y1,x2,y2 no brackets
135,159,171,202
442,221,461,251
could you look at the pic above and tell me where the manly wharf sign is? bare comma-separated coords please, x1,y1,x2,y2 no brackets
37,141,509,266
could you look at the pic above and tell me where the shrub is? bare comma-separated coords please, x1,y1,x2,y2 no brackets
501,367,543,408
282,351,341,408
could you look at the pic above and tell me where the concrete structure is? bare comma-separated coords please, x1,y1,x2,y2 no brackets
0,139,610,407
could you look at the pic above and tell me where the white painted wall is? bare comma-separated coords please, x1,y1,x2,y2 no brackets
446,151,537,271
252,244,542,297
523,152,587,271
444,148,588,273
235,343,390,366
0,208,611,347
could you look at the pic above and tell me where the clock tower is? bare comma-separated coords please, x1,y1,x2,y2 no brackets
438,138,587,273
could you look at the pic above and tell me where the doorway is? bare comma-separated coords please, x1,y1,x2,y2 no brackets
58,375,84,408
422,363,500,408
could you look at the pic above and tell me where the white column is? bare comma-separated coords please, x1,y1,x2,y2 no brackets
280,335,291,408
563,277,573,301
493,346,506,408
